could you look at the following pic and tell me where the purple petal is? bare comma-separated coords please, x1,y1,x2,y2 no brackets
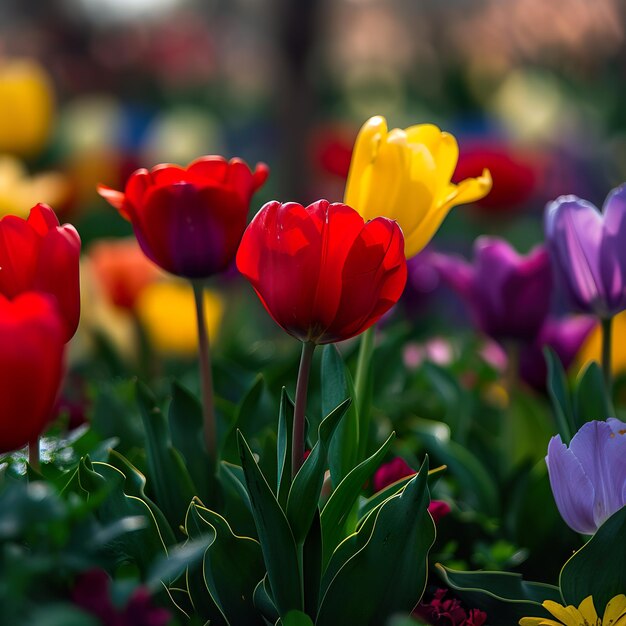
569,420,626,529
546,434,597,534
600,184,626,315
545,196,606,315
474,239,551,340
540,315,597,370
431,251,475,301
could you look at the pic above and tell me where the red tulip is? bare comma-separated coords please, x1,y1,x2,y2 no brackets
0,292,65,453
98,156,269,279
236,199,407,344
0,203,81,342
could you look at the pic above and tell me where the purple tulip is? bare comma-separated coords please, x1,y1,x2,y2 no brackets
546,418,626,534
519,315,596,391
434,237,552,342
545,185,626,318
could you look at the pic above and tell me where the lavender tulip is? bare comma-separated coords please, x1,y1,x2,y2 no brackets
545,185,626,318
546,418,626,535
519,315,596,391
434,237,552,342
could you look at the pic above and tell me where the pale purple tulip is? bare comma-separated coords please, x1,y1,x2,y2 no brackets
545,185,626,318
546,418,626,534
434,238,552,342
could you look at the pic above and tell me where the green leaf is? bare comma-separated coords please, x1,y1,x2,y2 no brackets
286,399,351,544
277,388,295,507
168,381,215,504
560,506,626,613
191,501,266,625
544,347,574,443
358,473,415,522
321,345,360,487
437,565,561,626
573,362,610,429
237,431,302,616
222,375,266,462
183,502,228,625
77,458,168,573
254,575,279,625
136,382,196,530
302,509,322,620
316,458,435,625
277,611,314,626
146,535,211,589
320,432,395,568
106,449,176,546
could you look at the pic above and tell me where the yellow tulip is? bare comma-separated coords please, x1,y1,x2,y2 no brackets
0,155,68,217
519,594,626,626
344,115,492,258
136,281,224,356
0,59,54,156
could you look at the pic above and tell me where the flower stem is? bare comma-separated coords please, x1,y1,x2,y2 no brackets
28,438,40,472
192,280,217,468
354,325,375,458
601,316,613,399
292,341,316,479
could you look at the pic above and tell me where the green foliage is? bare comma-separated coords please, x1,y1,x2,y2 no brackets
560,506,626,613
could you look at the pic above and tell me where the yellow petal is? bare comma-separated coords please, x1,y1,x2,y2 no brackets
604,594,626,624
136,280,224,356
519,618,564,626
344,115,388,209
578,596,599,623
438,168,493,210
543,600,587,626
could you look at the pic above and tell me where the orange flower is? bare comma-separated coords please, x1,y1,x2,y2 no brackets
89,238,163,310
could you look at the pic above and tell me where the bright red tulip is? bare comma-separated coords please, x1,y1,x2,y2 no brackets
98,156,269,279
236,199,407,344
0,292,65,453
0,203,81,341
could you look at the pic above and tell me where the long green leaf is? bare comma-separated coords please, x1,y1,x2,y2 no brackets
437,565,561,626
136,382,196,530
191,501,266,625
286,399,351,544
320,432,395,568
277,388,296,507
321,345,360,486
316,458,435,625
238,431,303,616
544,347,574,443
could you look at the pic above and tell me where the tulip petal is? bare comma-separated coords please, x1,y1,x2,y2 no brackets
546,196,606,315
546,434,597,534
344,116,388,211
0,293,65,453
568,420,626,529
187,155,228,184
0,214,39,297
599,183,626,314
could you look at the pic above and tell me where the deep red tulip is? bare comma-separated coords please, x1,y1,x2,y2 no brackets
0,203,81,342
0,293,65,454
237,200,407,344
98,156,269,279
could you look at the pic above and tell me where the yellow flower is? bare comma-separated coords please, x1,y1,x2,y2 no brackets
136,281,224,356
344,115,492,258
0,58,54,156
0,155,69,217
575,311,626,376
519,594,626,626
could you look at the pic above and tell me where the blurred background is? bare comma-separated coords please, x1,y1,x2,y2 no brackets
3,0,626,380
